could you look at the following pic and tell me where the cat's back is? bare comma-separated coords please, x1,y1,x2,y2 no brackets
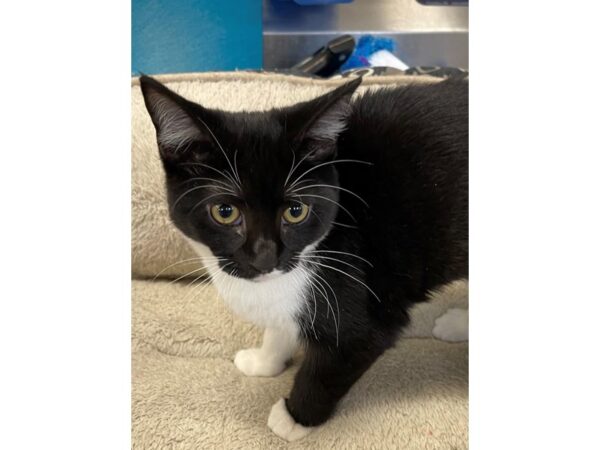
338,77,469,287
341,77,468,189
345,77,468,157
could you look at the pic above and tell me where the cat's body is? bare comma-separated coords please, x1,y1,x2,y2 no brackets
140,75,468,441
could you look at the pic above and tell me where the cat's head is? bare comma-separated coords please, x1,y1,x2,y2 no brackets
140,76,361,281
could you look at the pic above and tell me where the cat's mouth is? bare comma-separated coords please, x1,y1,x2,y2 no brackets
218,260,290,282
251,270,284,283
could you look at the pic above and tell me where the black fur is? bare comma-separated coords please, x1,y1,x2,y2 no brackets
140,75,468,427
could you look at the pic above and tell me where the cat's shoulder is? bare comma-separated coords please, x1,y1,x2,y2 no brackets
348,77,468,126
353,76,467,107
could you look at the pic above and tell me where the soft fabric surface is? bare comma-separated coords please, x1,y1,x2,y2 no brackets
131,71,468,448
131,71,441,280
132,279,468,449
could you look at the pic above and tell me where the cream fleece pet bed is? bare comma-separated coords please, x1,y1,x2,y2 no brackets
131,72,468,449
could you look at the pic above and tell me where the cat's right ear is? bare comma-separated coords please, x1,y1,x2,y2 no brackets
285,77,362,163
139,76,212,164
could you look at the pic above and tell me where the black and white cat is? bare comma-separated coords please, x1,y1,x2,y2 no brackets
140,75,468,441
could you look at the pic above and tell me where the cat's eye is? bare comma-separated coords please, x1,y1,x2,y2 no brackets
282,202,309,224
210,204,241,225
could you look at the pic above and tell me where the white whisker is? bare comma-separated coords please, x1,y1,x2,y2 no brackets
179,162,241,193
308,208,327,227
292,263,319,340
332,221,358,229
232,149,242,187
293,259,339,346
181,177,236,191
171,184,236,211
291,184,369,208
175,272,213,319
301,259,382,303
195,115,241,189
307,249,374,268
153,257,204,280
185,262,233,303
285,177,316,194
283,150,297,187
308,269,340,347
173,260,233,320
292,193,356,223
299,254,365,274
284,150,316,188
189,192,239,214
168,261,223,285
288,159,373,190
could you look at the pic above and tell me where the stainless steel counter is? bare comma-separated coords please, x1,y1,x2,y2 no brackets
263,0,468,70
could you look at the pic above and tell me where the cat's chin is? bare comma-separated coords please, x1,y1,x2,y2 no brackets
251,270,284,283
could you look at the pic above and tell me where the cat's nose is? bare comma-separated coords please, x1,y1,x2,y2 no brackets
250,258,277,274
250,237,278,273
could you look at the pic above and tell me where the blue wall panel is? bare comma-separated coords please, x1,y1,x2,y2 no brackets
132,0,263,75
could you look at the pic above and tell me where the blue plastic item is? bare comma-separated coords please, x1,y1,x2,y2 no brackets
340,35,396,71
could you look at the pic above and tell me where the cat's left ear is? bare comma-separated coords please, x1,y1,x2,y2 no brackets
288,77,362,162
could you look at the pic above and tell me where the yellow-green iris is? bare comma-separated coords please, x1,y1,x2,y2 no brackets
283,202,309,224
210,204,240,225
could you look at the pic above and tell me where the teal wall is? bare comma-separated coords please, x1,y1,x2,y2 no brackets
132,0,263,75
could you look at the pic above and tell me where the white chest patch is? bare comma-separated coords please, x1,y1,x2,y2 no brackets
186,239,310,329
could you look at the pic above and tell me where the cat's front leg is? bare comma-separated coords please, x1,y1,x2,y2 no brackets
268,342,384,441
234,327,298,377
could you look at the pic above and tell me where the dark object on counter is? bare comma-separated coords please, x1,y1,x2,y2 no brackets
291,35,355,77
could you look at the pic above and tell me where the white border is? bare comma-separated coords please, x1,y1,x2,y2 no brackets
0,1,130,448
470,1,600,448
1,1,599,448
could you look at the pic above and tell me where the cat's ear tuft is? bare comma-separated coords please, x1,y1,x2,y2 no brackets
292,77,362,163
139,76,207,159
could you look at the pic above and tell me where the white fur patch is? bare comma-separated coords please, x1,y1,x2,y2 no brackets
234,327,298,377
268,398,313,442
234,348,286,377
432,308,469,342
185,239,309,330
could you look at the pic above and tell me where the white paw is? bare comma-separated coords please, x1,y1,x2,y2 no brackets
268,398,313,442
433,308,469,342
234,348,286,377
